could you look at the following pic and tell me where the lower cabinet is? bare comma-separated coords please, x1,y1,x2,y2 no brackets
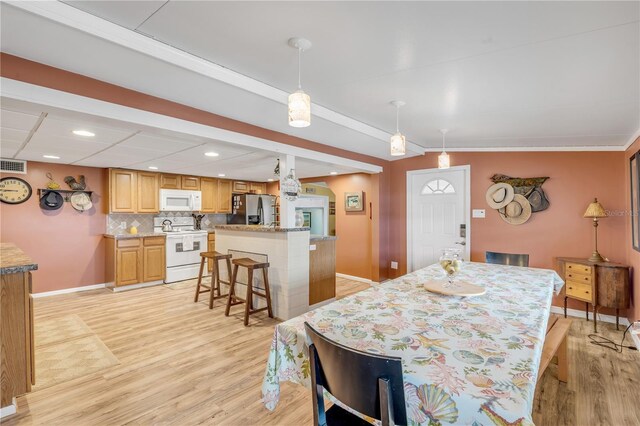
106,236,166,287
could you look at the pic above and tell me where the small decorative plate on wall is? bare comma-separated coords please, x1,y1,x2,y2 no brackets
0,177,32,204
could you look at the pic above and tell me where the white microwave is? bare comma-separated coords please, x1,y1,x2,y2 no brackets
160,189,202,212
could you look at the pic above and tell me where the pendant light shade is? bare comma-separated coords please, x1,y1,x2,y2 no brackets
438,129,450,169
288,38,312,128
288,89,311,128
390,101,406,156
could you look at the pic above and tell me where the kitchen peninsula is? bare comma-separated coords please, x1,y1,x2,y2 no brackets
214,225,336,320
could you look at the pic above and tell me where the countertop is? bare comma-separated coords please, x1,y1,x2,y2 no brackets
215,225,311,233
310,235,338,241
0,243,38,274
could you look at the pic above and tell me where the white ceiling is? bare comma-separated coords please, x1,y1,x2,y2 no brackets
1,1,639,158
0,98,366,181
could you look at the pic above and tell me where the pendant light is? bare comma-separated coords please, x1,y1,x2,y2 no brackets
390,101,406,156
438,129,450,169
288,38,312,128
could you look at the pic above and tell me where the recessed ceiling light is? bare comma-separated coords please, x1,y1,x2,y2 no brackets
205,152,219,157
72,130,95,137
267,179,275,182
330,171,338,175
43,154,60,159
218,173,226,177
148,166,158,170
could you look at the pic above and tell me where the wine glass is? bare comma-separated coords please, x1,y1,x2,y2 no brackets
439,248,463,287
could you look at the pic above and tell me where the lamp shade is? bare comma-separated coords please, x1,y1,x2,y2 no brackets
438,152,450,169
390,132,406,156
583,198,607,218
288,90,311,128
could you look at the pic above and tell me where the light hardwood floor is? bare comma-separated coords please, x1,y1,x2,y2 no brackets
5,278,639,425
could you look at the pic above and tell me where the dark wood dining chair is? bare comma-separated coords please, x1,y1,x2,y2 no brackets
486,251,530,267
304,322,407,426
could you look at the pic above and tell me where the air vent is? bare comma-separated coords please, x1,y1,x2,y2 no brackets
0,159,27,174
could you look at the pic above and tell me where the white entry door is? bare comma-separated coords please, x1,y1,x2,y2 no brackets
407,166,470,272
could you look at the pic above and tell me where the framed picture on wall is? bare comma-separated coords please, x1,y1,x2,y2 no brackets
345,191,364,212
302,212,311,227
631,151,640,251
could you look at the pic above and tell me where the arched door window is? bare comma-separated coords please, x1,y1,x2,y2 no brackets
421,178,455,195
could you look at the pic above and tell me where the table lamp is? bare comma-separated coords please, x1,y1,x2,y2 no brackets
583,198,607,262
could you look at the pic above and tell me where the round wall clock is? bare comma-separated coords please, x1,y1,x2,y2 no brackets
0,177,33,204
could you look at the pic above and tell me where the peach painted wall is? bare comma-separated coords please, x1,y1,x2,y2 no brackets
625,137,640,322
388,151,627,316
0,162,106,293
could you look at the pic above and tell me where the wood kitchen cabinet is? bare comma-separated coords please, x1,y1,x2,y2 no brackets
109,169,137,213
309,239,336,306
232,180,250,193
143,237,166,282
217,180,232,213
160,174,181,189
137,172,160,213
250,182,267,194
181,176,200,190
1,244,36,412
105,236,166,287
200,177,219,213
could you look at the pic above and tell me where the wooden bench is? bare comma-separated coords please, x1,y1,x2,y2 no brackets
538,314,572,382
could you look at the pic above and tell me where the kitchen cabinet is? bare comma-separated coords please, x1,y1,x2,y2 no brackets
200,177,219,213
105,236,166,287
109,169,137,213
160,174,181,189
181,176,200,191
250,182,267,194
232,181,250,193
143,237,166,282
0,244,36,411
137,172,159,213
218,180,232,213
207,233,216,273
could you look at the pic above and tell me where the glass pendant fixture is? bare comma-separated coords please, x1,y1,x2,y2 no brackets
288,38,312,128
390,100,406,156
438,129,450,169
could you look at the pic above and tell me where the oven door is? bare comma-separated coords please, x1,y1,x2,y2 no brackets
165,235,207,267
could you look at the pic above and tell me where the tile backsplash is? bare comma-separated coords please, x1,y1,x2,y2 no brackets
107,212,227,234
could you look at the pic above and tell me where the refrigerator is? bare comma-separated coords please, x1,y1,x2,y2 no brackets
227,194,275,225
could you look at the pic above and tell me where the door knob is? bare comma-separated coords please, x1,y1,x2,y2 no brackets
455,241,466,246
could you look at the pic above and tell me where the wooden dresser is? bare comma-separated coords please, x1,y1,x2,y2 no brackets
556,257,631,332
0,243,36,415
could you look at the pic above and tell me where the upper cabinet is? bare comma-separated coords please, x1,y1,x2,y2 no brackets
160,174,181,189
250,182,267,194
181,176,200,191
109,169,137,213
218,180,232,213
232,180,250,193
233,180,267,194
109,169,159,213
137,172,160,213
200,177,219,213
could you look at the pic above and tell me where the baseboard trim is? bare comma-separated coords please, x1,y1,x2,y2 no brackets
111,280,164,292
32,283,107,298
0,399,17,419
336,273,373,284
550,306,631,327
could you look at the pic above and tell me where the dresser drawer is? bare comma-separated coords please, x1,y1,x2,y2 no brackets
566,281,593,302
566,271,592,284
565,262,592,276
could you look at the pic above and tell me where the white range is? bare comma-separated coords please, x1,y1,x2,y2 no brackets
153,217,208,283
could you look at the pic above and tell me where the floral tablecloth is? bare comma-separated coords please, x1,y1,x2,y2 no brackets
262,262,564,425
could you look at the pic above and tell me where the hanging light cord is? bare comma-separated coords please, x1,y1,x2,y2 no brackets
297,47,302,90
396,104,400,133
442,132,445,151
588,323,637,352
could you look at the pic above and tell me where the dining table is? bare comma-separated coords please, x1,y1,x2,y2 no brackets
261,261,564,426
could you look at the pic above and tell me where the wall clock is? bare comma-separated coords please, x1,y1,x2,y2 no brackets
0,177,33,204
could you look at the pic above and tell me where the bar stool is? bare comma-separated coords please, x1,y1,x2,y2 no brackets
194,251,232,309
225,257,273,326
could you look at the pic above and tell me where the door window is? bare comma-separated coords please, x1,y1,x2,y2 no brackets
421,179,455,195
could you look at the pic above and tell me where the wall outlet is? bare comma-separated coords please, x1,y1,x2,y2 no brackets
390,261,398,270
472,209,486,218
120,222,127,229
